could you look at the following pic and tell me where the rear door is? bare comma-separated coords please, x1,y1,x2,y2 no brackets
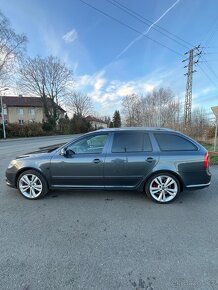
104,131,158,189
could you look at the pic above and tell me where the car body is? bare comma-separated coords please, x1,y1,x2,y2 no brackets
5,127,211,203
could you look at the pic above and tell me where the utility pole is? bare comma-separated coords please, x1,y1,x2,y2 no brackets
211,106,218,152
183,46,201,129
0,88,9,139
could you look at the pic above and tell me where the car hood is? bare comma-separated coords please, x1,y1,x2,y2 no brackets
16,143,65,159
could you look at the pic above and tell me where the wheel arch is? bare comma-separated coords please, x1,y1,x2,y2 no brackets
142,170,184,192
15,167,49,189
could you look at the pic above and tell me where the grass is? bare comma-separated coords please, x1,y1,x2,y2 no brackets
199,141,218,165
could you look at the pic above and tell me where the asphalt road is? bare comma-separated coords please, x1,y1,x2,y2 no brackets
0,136,218,290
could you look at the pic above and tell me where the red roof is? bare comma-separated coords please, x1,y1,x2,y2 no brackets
2,96,65,112
86,115,107,124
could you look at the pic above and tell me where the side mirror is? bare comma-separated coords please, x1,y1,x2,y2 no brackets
60,148,75,157
66,149,75,157
60,148,67,156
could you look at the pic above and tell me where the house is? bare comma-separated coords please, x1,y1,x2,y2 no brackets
86,115,108,129
0,95,65,124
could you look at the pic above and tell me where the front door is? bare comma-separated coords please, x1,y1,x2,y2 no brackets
50,133,109,189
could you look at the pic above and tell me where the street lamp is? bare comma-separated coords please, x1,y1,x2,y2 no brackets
211,106,218,152
0,88,9,139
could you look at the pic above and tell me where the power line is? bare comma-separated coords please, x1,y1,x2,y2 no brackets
197,46,218,83
203,52,218,55
108,0,194,48
199,59,218,62
105,0,190,49
78,0,183,56
198,64,218,89
202,15,218,46
202,46,218,48
195,46,218,89
202,57,218,82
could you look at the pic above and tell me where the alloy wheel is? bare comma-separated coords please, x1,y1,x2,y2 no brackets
149,175,178,203
18,174,43,199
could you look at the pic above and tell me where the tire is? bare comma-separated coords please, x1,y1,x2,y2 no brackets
17,170,48,200
145,172,180,204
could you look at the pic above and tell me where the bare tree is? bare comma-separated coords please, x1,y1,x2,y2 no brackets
141,88,181,128
122,94,142,126
67,92,92,117
191,108,210,139
121,88,182,129
0,10,27,84
19,56,73,128
103,116,111,127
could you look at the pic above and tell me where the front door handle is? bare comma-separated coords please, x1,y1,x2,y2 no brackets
146,157,154,163
92,158,102,164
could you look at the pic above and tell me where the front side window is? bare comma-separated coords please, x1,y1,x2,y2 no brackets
154,133,198,151
67,134,108,154
112,132,152,153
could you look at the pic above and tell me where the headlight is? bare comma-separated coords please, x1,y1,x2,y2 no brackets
7,160,17,169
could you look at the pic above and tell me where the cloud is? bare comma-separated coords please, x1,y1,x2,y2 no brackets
94,77,106,91
73,69,165,115
116,85,134,96
193,86,216,100
74,70,106,91
144,83,156,92
62,29,78,43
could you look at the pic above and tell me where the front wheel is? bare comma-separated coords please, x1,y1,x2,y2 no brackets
17,170,48,200
145,172,180,203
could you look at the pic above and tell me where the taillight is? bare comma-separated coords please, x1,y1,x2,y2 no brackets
204,152,209,169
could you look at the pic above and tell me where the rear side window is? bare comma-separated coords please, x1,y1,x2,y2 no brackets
112,132,152,153
154,133,197,151
144,133,152,152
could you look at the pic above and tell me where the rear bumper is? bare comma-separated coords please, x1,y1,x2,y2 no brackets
182,169,211,190
185,182,211,190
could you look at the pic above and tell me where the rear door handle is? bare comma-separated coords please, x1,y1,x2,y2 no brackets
146,157,154,163
92,158,102,164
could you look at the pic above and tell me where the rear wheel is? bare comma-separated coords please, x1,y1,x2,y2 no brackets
145,172,180,203
17,170,48,200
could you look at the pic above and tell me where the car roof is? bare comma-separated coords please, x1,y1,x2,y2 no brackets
97,127,174,133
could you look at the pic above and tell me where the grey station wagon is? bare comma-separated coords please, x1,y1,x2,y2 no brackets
6,128,211,203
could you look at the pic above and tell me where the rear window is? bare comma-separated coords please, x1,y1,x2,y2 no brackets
154,133,198,151
112,132,152,153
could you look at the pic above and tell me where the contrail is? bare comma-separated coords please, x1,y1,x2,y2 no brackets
116,0,181,59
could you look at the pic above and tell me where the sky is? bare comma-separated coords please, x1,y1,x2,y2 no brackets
0,0,218,119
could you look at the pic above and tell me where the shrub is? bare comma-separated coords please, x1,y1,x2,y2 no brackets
42,121,54,132
58,117,71,134
70,114,91,133
3,123,45,138
207,125,216,139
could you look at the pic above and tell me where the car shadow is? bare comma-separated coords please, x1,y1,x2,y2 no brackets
44,188,208,205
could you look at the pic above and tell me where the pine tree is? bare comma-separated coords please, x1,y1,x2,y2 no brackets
109,121,114,128
112,110,121,128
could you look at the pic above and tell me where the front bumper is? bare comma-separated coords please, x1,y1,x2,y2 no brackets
5,169,17,188
5,177,15,188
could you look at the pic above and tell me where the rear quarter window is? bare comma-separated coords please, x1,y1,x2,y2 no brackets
154,133,198,151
